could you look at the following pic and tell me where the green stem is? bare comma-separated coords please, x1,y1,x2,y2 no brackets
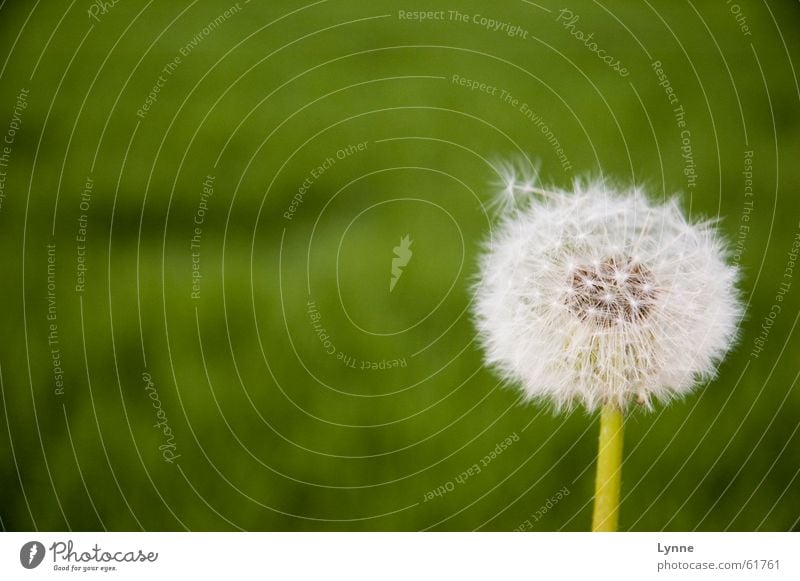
592,402,624,532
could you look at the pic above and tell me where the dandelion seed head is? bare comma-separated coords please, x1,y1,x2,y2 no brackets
473,180,742,412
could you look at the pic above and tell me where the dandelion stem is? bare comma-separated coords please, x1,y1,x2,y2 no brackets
592,402,624,532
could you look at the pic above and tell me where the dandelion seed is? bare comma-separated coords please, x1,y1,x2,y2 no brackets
473,178,741,411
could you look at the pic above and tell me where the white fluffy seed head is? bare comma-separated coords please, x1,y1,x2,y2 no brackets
473,172,742,412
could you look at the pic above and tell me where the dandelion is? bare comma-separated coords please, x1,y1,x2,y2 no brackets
473,166,742,531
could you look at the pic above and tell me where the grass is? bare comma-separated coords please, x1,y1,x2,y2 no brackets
0,0,798,531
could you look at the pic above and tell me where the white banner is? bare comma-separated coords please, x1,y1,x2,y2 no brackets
0,532,797,580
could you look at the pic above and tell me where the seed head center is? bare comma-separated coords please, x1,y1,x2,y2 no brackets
566,257,657,326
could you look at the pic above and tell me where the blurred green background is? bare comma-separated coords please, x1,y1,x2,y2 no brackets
0,0,799,531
